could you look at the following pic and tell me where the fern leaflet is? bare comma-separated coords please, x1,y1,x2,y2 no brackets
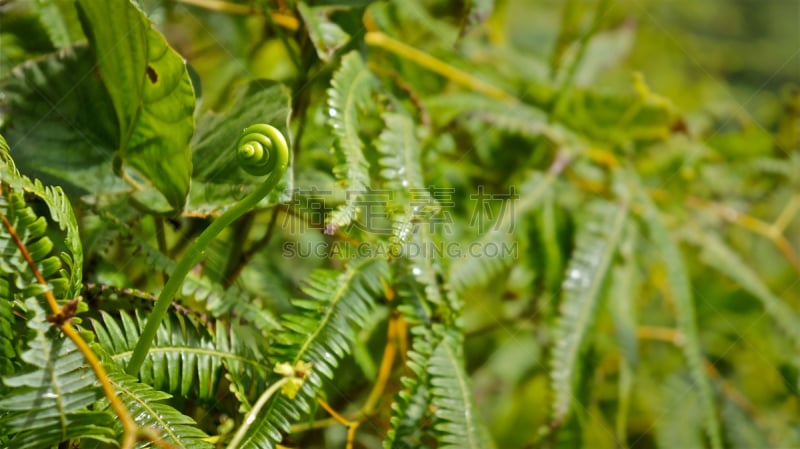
103,363,214,449
235,258,390,448
326,51,376,230
550,200,628,423
429,329,496,449
91,309,270,404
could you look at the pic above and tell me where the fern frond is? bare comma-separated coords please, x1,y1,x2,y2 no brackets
376,110,436,249
384,259,446,449
103,363,214,449
377,111,426,194
235,258,390,449
637,187,722,449
385,372,434,449
607,221,639,442
425,93,570,144
387,256,481,449
0,143,84,379
385,322,438,449
0,134,83,298
0,286,16,376
429,329,496,449
748,154,800,186
550,200,628,423
326,51,376,230
0,299,116,448
0,184,70,304
688,229,800,350
91,309,270,403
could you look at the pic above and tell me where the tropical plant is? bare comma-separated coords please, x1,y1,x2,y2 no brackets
1,0,798,448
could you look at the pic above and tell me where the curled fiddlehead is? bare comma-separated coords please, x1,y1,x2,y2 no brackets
126,124,289,374
237,124,286,176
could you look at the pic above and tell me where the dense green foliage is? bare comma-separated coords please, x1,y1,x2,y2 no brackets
1,0,799,448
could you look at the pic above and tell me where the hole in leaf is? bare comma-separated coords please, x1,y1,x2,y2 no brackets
146,65,158,83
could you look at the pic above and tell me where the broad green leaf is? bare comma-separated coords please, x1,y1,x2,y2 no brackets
189,80,293,216
77,0,195,211
0,46,125,198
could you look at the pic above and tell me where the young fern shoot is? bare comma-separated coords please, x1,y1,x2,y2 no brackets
126,124,290,374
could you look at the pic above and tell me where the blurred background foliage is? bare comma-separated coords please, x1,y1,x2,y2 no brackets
1,0,799,448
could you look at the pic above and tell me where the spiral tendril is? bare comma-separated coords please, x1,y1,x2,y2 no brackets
237,124,286,176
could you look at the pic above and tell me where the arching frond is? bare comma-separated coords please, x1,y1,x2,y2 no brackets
377,111,426,195
235,258,390,448
550,200,628,423
326,51,376,230
103,364,214,449
721,398,772,449
429,329,497,449
384,260,443,449
91,309,270,403
0,134,82,301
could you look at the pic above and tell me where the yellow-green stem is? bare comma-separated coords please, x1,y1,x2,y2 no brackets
364,31,516,103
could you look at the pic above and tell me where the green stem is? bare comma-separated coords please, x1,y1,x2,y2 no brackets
126,125,289,374
225,377,290,449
